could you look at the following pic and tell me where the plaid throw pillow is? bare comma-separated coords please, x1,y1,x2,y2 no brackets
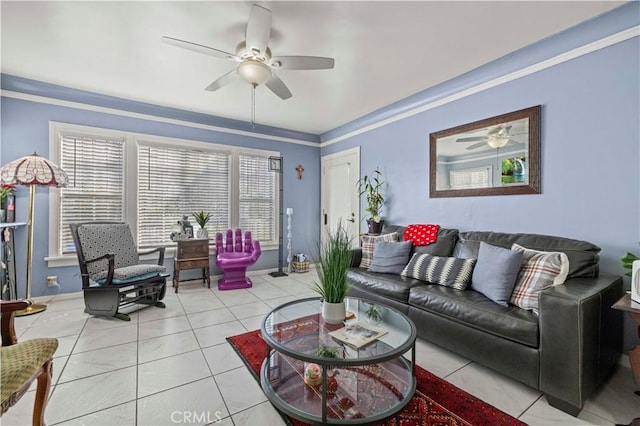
401,253,476,290
510,243,570,314
360,233,398,269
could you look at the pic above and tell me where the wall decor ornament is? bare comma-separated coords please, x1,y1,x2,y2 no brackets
430,106,540,198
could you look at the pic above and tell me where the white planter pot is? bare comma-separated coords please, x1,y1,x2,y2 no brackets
196,228,209,239
322,301,346,324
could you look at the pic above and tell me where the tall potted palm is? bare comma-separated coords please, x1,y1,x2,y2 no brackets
357,168,385,234
314,224,353,324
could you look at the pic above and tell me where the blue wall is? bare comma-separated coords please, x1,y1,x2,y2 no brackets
0,96,321,298
321,9,639,350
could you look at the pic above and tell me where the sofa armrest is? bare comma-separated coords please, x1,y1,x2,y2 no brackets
538,274,623,414
349,248,362,268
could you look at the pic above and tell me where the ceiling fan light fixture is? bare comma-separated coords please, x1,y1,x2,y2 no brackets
237,61,272,85
487,136,509,149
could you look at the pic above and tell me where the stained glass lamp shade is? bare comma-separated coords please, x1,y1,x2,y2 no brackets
0,152,68,315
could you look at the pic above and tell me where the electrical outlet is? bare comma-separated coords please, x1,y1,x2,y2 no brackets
46,276,57,287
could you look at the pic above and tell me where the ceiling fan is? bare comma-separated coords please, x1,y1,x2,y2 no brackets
456,125,525,150
162,4,335,101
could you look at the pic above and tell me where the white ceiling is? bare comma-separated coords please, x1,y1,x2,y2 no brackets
1,1,623,135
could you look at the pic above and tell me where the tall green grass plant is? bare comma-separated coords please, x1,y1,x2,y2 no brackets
313,225,353,303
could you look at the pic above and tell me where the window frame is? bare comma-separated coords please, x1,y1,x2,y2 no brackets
47,122,280,267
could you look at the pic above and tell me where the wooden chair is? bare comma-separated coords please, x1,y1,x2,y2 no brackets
1,300,58,426
70,222,168,321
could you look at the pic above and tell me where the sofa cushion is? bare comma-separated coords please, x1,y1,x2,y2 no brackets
458,231,600,278
382,225,459,257
471,242,523,307
403,224,440,246
401,253,476,290
360,233,398,269
452,238,481,259
509,243,570,314
368,240,412,274
347,268,423,304
408,285,539,347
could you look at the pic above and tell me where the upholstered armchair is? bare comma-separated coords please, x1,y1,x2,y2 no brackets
215,229,261,290
1,300,58,426
70,222,168,321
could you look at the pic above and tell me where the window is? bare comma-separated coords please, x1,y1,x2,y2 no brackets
58,133,125,254
239,154,275,242
48,123,279,263
137,142,231,248
449,166,492,190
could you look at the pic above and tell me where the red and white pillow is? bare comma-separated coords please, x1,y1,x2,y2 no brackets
403,224,440,247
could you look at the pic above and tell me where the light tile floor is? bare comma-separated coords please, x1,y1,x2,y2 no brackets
3,272,638,425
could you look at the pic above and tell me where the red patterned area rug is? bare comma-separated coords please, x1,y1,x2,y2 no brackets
227,329,525,426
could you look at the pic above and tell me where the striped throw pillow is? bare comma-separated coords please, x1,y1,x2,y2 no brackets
401,253,476,290
360,233,398,269
509,243,570,314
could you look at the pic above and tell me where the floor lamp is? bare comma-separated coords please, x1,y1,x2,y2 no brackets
268,156,287,277
0,152,68,316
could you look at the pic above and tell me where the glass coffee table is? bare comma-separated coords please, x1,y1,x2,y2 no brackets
260,297,417,424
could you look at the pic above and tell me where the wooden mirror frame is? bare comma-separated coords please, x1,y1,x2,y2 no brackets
430,105,540,198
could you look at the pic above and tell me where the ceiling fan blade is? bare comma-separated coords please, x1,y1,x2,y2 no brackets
506,139,524,146
457,136,486,143
246,5,271,55
271,56,335,70
466,142,488,151
265,73,292,100
205,71,239,91
162,36,237,60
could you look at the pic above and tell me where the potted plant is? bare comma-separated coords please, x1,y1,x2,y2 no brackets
313,224,352,324
192,211,212,239
0,184,15,223
357,168,385,234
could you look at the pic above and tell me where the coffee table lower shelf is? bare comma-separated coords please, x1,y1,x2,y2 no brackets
260,350,416,425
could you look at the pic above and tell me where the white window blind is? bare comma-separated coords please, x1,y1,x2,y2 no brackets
59,135,125,254
137,143,231,248
449,166,492,189
239,154,276,242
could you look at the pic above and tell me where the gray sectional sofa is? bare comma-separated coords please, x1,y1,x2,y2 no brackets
346,225,623,416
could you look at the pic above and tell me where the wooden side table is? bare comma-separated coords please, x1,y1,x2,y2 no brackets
612,293,640,397
173,239,210,293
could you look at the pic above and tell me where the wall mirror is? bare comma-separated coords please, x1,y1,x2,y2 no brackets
430,105,540,198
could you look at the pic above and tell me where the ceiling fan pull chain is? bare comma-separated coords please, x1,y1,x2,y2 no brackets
251,84,256,127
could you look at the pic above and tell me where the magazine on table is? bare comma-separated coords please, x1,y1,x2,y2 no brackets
329,322,388,349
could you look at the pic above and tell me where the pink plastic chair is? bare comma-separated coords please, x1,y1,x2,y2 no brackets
215,229,261,290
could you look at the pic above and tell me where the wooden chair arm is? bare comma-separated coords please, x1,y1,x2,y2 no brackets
138,247,166,266
1,299,31,346
85,254,115,287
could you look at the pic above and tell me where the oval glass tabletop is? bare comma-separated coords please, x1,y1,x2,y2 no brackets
261,297,416,365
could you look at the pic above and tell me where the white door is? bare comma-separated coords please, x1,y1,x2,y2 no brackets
321,147,360,247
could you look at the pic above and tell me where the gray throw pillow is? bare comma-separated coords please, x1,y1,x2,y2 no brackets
471,242,523,307
368,240,412,274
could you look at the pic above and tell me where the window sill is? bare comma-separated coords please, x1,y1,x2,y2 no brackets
45,243,280,268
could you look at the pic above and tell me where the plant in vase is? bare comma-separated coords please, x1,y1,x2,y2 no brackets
364,303,383,325
0,184,15,223
313,224,352,324
316,345,339,358
192,211,211,239
357,168,385,234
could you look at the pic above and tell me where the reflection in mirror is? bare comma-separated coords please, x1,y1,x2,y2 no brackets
430,106,540,198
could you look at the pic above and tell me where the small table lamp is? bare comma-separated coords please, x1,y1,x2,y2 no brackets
0,152,68,316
